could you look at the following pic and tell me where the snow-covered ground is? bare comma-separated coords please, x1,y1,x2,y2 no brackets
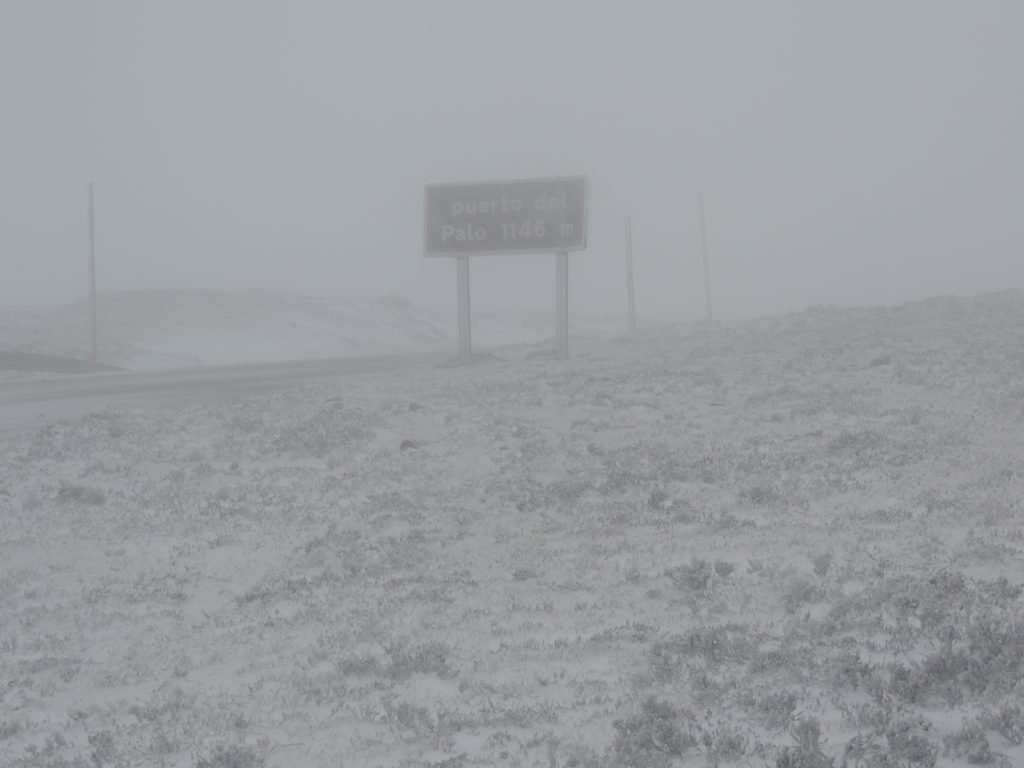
2,291,1023,767
0,290,630,371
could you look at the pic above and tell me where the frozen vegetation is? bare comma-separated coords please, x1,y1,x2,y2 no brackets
1,292,1023,767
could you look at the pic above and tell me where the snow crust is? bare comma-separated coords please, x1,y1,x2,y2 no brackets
1,292,1023,767
0,290,628,371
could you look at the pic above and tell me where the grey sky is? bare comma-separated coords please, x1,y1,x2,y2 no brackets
2,1,1021,320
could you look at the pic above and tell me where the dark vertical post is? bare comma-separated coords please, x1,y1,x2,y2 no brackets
456,255,471,361
555,251,569,358
625,216,636,332
89,182,98,370
699,192,713,321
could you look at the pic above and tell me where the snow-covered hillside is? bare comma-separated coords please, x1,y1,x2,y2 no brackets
1,291,1023,767
0,290,630,371
0,291,451,370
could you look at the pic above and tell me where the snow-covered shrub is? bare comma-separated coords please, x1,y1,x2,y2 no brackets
194,742,267,768
611,696,696,768
775,717,834,768
648,625,754,682
665,559,713,592
782,573,825,613
56,482,105,506
984,702,1024,746
942,720,1005,766
701,723,751,764
883,716,939,767
0,719,23,739
746,689,799,730
741,480,784,506
384,639,455,680
270,406,381,459
812,551,833,577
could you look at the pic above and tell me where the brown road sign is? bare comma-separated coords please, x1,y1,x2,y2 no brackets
424,176,588,256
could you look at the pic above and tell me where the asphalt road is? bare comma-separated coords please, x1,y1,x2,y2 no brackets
0,351,449,433
0,351,123,374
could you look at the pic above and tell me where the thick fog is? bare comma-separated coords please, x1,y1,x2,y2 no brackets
2,1,1022,320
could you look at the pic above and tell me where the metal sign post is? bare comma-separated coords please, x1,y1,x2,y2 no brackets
625,216,636,333
456,255,472,361
699,192,713,321
555,251,569,359
88,182,98,371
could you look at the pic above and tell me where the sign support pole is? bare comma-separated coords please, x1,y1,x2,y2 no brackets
625,216,636,332
456,255,472,361
699,192,713,321
89,181,98,371
555,251,569,359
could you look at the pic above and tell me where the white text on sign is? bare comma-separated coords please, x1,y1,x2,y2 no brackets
423,176,588,256
442,193,572,243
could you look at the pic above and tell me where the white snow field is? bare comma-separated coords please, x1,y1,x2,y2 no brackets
0,290,629,372
2,292,1024,767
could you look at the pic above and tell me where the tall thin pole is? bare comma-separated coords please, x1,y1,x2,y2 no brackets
698,192,713,321
625,216,636,332
555,251,569,359
89,182,98,369
456,255,471,361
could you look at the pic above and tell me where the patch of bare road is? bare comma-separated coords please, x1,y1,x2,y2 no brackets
0,351,447,433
